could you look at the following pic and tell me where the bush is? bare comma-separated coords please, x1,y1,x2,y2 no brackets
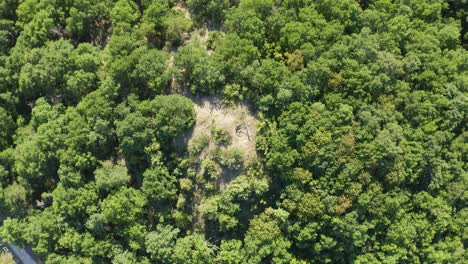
202,158,222,180
189,134,210,154
218,148,243,170
211,126,231,146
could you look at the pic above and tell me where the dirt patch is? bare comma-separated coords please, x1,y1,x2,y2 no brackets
175,1,191,20
189,96,257,165
181,96,257,233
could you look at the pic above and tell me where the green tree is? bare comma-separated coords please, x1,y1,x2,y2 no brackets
175,42,224,94
187,0,230,25
0,106,14,150
145,224,180,263
101,187,147,226
173,234,214,264
215,239,245,264
244,208,292,264
94,161,130,193
3,182,28,216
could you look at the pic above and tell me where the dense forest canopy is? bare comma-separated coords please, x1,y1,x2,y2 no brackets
0,0,466,263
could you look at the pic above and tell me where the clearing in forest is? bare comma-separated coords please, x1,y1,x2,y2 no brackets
186,96,257,186
184,96,257,232
190,96,257,162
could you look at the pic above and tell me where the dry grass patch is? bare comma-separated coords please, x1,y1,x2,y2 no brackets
188,96,257,166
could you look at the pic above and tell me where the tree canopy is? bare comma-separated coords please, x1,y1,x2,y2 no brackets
0,0,466,263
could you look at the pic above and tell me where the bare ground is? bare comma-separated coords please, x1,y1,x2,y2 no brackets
189,96,257,165
175,1,191,19
186,96,257,233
